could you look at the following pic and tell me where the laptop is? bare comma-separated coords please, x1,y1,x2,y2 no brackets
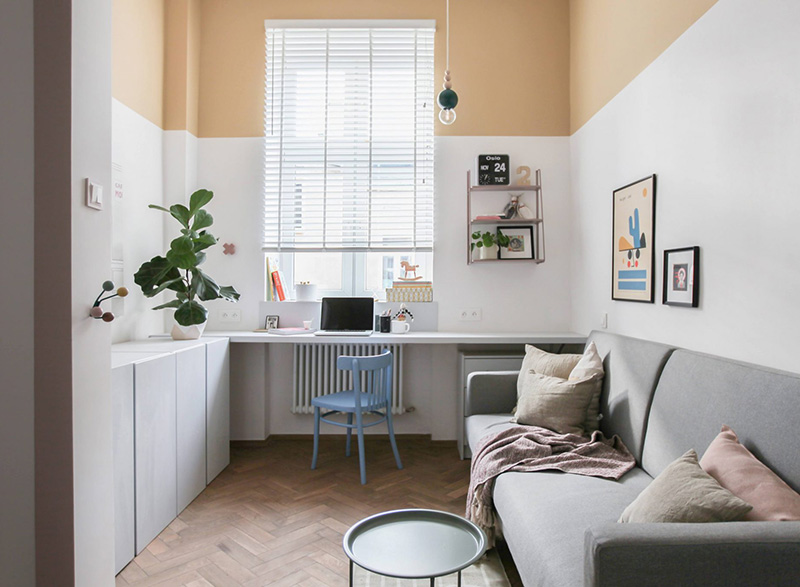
314,297,374,337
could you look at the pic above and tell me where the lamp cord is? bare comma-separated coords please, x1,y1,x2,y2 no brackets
446,0,450,71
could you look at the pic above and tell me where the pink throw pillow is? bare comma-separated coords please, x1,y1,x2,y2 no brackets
700,425,800,521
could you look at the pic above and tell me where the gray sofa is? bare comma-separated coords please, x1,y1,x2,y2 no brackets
465,330,800,587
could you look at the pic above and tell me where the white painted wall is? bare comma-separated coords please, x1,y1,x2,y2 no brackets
570,0,800,374
0,2,35,584
197,136,574,333
111,99,167,342
72,0,116,583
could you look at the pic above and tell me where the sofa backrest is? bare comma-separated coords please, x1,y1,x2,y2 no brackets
641,349,800,491
587,331,674,462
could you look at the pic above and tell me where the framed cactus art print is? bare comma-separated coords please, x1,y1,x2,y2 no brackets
612,175,656,302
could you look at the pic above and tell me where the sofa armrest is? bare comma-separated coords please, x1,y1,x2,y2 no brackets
585,521,800,587
465,371,518,416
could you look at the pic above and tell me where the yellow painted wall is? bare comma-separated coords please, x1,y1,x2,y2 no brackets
112,0,165,128
569,0,718,133
197,0,570,138
163,0,201,135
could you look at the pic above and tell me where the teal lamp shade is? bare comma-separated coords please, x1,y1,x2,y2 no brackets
437,88,458,110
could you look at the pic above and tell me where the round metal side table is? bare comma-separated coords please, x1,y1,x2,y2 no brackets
343,508,488,586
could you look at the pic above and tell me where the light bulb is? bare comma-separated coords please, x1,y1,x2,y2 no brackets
439,108,457,125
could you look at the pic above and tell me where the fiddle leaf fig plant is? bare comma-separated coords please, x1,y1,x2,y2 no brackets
134,189,240,326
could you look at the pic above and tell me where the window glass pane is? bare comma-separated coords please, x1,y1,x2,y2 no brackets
363,252,432,293
294,252,343,291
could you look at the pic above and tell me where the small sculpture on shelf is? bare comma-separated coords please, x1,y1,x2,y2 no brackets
398,261,422,281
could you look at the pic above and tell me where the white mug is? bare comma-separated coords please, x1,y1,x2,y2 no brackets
391,320,410,334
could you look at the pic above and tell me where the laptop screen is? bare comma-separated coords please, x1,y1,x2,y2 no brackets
319,297,374,331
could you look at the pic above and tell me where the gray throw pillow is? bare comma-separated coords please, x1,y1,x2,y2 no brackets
619,449,753,523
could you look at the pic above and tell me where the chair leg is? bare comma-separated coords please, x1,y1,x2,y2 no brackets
356,410,366,484
346,413,353,457
311,406,320,470
387,409,403,470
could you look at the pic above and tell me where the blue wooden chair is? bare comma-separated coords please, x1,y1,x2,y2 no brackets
311,350,403,484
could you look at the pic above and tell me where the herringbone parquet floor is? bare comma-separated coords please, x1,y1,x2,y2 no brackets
116,436,510,587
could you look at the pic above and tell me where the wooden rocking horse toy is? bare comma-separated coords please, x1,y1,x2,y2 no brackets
399,261,422,281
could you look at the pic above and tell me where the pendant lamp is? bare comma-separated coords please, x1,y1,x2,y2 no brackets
438,0,458,125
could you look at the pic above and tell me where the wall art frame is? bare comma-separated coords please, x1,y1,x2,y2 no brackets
612,174,656,302
663,246,700,307
498,226,534,260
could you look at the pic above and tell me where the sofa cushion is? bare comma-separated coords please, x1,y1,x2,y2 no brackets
586,331,675,462
619,449,752,523
494,467,653,587
641,349,800,491
518,344,582,389
514,373,598,434
466,414,515,454
700,425,800,521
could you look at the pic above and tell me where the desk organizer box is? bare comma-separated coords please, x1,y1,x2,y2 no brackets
386,286,433,302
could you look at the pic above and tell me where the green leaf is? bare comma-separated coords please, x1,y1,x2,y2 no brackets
218,285,241,303
151,299,182,310
189,189,213,214
169,204,191,228
191,209,213,231
195,252,207,266
191,269,221,301
482,233,494,247
148,204,170,213
193,232,217,252
174,300,208,326
176,291,189,303
133,256,182,297
166,235,197,269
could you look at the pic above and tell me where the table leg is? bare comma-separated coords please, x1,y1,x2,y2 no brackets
349,560,353,587
458,570,462,587
430,578,435,587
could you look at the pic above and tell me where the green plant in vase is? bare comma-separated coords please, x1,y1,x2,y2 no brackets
471,229,510,260
134,189,240,339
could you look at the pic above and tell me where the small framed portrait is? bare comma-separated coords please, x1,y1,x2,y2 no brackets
663,247,699,307
498,226,534,260
265,315,280,330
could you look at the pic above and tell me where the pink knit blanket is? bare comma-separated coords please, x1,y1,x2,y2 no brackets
466,426,636,544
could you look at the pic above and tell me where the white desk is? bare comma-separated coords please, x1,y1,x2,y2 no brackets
205,330,586,443
208,330,586,345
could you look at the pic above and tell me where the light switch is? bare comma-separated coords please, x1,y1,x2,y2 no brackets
85,178,103,210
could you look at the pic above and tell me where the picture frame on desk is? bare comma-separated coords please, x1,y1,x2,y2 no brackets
265,315,279,330
498,226,534,260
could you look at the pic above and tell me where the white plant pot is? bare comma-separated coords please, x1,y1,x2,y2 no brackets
171,321,207,340
476,244,498,261
295,283,318,301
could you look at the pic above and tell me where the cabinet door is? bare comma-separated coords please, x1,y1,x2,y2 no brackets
112,364,135,574
176,346,207,512
134,354,177,553
206,338,230,483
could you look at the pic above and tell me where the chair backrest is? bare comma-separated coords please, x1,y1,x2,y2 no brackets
337,350,393,409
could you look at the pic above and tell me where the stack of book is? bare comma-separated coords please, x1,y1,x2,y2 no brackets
385,280,433,302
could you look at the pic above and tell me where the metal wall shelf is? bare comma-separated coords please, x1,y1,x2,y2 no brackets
466,169,546,265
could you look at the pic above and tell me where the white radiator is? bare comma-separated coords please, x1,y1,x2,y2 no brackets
292,343,404,415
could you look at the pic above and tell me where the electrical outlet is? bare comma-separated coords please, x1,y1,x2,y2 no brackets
219,309,241,323
458,307,482,321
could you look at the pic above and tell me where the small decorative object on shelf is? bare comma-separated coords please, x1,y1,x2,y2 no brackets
90,280,129,322
516,166,532,185
476,155,510,185
663,247,700,307
398,260,422,281
386,274,432,302
393,304,414,322
466,169,545,264
264,315,279,330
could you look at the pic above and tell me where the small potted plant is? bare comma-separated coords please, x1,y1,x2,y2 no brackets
471,229,510,261
134,189,240,340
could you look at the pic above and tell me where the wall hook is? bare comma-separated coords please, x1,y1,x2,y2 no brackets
90,280,128,322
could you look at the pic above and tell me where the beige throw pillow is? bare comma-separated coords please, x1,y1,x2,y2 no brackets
619,450,752,523
514,372,597,435
517,345,582,399
569,341,604,432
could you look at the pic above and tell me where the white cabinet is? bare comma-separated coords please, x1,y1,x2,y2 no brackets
111,360,135,575
133,352,178,553
206,338,230,483
176,345,207,512
111,338,231,572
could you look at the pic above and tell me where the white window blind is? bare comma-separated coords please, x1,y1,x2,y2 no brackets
263,21,435,252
